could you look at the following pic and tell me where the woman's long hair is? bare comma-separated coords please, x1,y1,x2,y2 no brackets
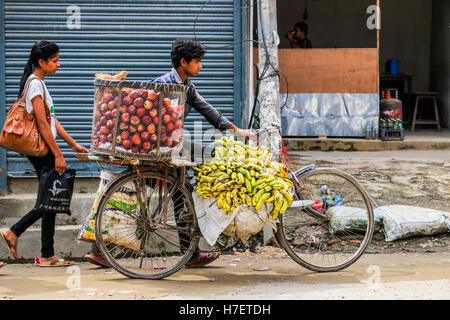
18,40,59,98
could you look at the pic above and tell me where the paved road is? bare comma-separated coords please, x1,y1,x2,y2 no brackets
0,250,449,300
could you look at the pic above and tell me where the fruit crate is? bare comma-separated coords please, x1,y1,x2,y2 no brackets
91,78,186,161
380,128,405,141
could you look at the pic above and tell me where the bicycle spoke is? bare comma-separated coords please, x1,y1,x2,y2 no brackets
95,171,199,279
278,168,374,272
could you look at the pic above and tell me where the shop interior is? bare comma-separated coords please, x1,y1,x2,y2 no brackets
253,0,449,137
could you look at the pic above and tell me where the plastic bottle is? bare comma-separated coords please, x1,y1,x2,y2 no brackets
366,122,372,140
334,195,343,206
320,184,330,195
388,118,393,128
252,113,260,130
371,121,377,139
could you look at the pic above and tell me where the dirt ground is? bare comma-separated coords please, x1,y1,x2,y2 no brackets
287,150,450,253
0,150,448,301
0,248,449,300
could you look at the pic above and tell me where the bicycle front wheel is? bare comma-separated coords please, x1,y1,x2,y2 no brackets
276,168,374,272
95,170,199,279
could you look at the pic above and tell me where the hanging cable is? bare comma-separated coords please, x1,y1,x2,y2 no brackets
192,0,290,129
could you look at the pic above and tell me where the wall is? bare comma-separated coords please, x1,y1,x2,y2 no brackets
430,0,450,128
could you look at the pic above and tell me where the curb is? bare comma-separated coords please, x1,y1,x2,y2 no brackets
283,138,450,151
0,225,91,260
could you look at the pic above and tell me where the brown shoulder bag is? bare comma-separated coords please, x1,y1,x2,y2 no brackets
0,76,51,157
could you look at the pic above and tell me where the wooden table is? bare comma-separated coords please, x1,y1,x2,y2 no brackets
380,74,413,125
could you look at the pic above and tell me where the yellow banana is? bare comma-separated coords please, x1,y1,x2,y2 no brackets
256,182,267,189
266,194,276,203
272,191,283,214
252,189,266,207
279,190,293,204
245,194,252,206
244,177,252,193
200,176,216,183
255,192,271,211
279,197,289,214
217,180,235,191
214,140,227,147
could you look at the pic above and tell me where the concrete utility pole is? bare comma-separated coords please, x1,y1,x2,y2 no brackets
256,0,281,245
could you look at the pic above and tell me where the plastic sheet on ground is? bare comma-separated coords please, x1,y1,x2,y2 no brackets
378,205,450,242
193,191,277,246
326,204,450,242
326,206,383,233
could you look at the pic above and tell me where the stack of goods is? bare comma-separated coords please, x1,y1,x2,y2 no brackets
91,72,186,160
194,136,293,220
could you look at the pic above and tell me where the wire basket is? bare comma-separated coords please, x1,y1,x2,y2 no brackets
90,79,186,162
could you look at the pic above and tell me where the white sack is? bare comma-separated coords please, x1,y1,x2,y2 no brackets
326,205,383,233
193,191,277,246
378,205,450,242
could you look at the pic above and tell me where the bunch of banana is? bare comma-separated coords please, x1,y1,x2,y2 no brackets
194,136,293,219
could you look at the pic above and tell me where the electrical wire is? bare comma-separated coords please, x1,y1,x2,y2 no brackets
193,0,261,49
192,0,290,129
254,0,289,114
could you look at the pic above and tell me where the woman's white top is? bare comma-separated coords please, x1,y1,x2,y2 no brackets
25,74,57,138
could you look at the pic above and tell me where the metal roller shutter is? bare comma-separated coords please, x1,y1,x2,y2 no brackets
3,0,244,178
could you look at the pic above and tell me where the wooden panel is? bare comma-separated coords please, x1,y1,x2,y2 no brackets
254,48,378,93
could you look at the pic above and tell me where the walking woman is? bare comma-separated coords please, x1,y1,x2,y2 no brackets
1,40,88,267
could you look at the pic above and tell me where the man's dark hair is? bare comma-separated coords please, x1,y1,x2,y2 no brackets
294,21,308,36
171,39,206,68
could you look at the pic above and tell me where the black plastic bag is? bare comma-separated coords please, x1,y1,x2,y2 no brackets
34,167,76,215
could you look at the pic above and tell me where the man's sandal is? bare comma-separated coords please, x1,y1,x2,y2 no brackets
84,254,111,268
185,250,221,268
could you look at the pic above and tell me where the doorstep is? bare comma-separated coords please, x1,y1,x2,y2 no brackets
283,129,450,151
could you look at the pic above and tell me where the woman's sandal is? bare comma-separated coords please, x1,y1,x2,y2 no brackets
1,231,19,259
0,261,6,269
185,250,221,268
35,256,75,267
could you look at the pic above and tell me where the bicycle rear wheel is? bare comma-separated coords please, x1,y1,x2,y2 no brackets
95,170,199,279
276,168,374,272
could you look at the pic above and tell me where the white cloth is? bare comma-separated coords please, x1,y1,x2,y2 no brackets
25,75,57,138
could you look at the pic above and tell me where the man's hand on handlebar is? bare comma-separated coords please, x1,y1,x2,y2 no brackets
227,124,257,141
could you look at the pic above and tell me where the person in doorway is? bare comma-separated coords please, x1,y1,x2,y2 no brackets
1,41,89,267
84,38,254,268
287,21,312,49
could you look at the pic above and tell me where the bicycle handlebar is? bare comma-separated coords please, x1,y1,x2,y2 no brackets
254,123,281,137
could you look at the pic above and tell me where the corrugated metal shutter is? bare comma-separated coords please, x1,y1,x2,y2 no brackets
3,0,243,177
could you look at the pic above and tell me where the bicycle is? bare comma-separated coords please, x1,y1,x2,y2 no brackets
77,125,374,279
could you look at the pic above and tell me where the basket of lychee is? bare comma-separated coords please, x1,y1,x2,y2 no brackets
91,78,186,161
